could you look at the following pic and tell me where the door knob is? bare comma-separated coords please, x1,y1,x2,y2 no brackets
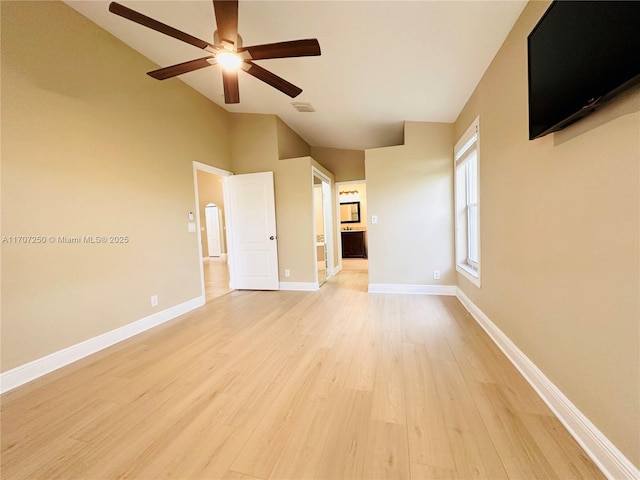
269,236,276,240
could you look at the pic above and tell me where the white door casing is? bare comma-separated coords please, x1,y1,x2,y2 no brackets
322,178,333,276
227,172,279,290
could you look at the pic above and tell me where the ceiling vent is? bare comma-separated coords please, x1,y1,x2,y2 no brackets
291,102,315,113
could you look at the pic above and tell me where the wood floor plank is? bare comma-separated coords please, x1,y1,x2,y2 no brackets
0,269,606,480
315,388,372,479
446,426,509,480
229,348,334,478
129,418,243,479
343,321,377,392
402,342,456,470
2,436,89,480
419,299,457,362
1,399,115,480
370,331,406,424
223,471,264,480
467,380,558,479
519,411,607,479
430,359,509,479
62,387,228,478
410,462,459,480
362,420,411,479
267,385,338,479
116,412,235,478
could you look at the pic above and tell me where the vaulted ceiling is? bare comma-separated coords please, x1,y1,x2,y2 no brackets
66,0,527,150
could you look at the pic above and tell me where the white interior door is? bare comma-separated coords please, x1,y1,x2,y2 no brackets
227,172,279,290
205,205,221,257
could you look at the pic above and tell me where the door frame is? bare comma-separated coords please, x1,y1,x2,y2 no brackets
335,179,366,272
311,167,335,283
193,161,234,297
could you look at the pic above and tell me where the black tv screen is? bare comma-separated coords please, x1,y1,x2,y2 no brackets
527,1,640,140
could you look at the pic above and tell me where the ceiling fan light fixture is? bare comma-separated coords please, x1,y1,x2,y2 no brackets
217,51,242,71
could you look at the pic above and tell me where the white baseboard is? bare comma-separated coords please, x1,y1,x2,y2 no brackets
455,288,639,480
279,281,319,292
0,295,205,395
368,283,457,295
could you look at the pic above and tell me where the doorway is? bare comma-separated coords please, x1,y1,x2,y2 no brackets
336,181,368,274
193,162,233,302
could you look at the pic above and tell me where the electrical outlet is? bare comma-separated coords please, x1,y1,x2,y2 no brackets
284,269,291,277
151,295,158,307
433,270,441,280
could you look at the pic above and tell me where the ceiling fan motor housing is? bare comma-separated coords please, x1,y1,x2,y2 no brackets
214,30,243,50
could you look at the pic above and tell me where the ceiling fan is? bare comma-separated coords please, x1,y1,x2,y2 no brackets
108,1,321,104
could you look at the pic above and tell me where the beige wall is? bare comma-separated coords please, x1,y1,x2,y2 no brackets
365,122,455,286
230,113,279,174
1,1,232,371
310,146,365,182
274,157,317,283
455,1,639,464
197,171,227,257
277,117,311,160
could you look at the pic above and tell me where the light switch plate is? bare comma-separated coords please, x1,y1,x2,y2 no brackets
371,215,378,224
188,222,196,232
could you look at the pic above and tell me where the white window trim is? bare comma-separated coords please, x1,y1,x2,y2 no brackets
454,116,481,288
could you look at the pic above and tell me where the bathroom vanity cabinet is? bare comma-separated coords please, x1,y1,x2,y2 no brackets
341,230,366,258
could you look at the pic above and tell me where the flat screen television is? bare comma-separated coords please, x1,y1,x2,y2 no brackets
527,1,640,140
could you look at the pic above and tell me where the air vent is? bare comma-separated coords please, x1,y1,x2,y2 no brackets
291,102,315,113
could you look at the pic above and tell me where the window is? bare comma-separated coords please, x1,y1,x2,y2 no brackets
454,117,481,287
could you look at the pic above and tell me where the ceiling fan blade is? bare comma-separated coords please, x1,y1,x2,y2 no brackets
109,2,213,51
147,57,215,80
222,69,240,104
213,0,238,47
242,62,303,98
240,39,321,60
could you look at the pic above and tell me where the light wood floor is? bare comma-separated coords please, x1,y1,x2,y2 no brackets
1,270,604,479
341,258,369,272
204,256,232,302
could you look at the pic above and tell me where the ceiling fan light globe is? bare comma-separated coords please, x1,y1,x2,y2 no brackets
217,51,242,71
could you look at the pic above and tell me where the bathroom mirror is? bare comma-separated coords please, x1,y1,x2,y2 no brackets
340,201,360,223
